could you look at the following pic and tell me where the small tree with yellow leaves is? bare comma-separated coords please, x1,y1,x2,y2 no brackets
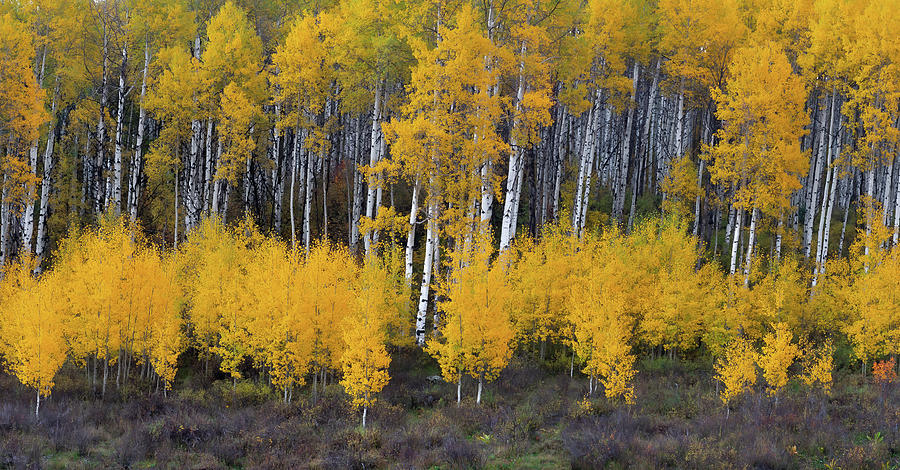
568,232,637,404
340,249,406,428
800,340,833,396
429,234,514,405
758,322,801,400
715,337,758,416
0,261,66,418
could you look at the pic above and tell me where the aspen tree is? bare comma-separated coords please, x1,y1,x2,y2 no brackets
341,250,406,427
758,322,800,398
0,12,48,266
0,260,66,418
568,230,637,404
273,11,338,250
715,336,758,415
705,42,808,279
509,224,578,355
385,6,512,344
429,233,514,405
298,241,355,399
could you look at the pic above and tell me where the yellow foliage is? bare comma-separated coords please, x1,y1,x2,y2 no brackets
509,224,578,346
715,336,758,406
340,251,405,413
0,260,66,399
706,42,809,215
800,340,833,395
429,234,515,389
758,322,800,396
568,230,637,404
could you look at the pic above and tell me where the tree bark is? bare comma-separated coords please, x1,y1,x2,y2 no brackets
405,179,420,282
804,93,829,257
22,48,46,255
110,43,128,215
128,42,151,223
743,208,758,286
35,78,61,268
730,206,744,275
414,197,437,345
363,81,383,256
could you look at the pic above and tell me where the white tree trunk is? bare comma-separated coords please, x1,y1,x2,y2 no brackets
572,98,598,236
813,96,840,287
128,43,150,223
350,118,364,251
498,44,528,251
730,206,743,275
615,63,640,223
111,44,128,216
35,78,60,267
864,167,875,267
894,153,900,245
405,179,420,282
363,82,383,256
804,94,829,257
95,26,109,215
303,146,313,252
289,126,302,248
0,170,8,266
203,120,214,215
743,208,758,286
414,197,437,345
476,376,483,405
22,48,47,254
674,82,684,158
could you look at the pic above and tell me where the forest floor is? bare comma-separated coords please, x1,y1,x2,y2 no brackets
1,348,898,469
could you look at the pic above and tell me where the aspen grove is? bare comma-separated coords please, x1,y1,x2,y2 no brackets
0,0,900,438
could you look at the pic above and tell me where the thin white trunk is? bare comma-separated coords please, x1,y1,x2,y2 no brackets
303,147,313,252
96,25,109,215
414,198,437,345
804,94,829,257
203,120,214,214
35,78,60,266
1,169,8,266
572,99,598,236
174,166,179,250
813,98,840,287
350,118,364,251
884,153,895,230
498,42,527,251
615,63,640,223
730,206,743,275
22,48,47,254
129,43,150,223
110,44,127,215
363,82,383,256
674,82,684,158
289,126,302,249
476,376,483,405
405,179,420,282
894,153,900,244
864,167,875,268
480,160,494,225
693,160,705,237
743,208,758,286
775,218,783,261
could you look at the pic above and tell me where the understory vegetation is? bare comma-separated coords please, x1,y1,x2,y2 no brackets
1,349,898,469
